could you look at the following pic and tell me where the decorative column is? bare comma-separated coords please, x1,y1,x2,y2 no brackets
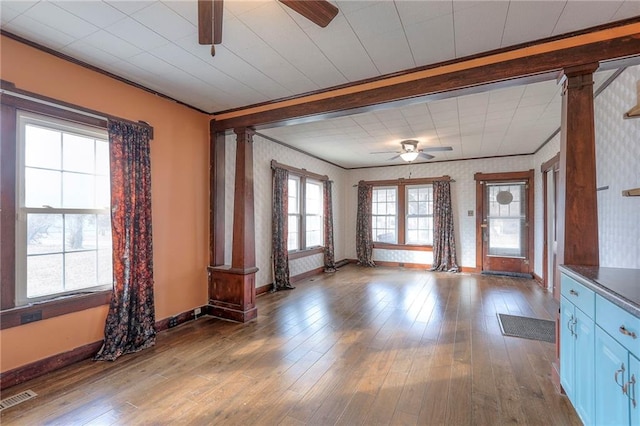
553,63,600,391
556,63,600,289
208,127,258,322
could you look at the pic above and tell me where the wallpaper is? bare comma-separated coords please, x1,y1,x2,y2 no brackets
595,65,640,269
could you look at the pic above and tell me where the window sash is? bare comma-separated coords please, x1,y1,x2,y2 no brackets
372,187,398,244
286,176,324,252
16,111,112,305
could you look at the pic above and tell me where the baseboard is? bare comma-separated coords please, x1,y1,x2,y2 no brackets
373,260,430,269
256,259,351,295
0,340,103,391
1,305,209,390
533,272,544,286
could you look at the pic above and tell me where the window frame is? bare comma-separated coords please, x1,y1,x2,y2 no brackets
372,186,398,244
0,91,113,330
286,174,324,253
364,176,450,251
16,111,113,306
405,184,434,246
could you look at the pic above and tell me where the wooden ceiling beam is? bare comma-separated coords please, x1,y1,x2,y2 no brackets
212,20,640,131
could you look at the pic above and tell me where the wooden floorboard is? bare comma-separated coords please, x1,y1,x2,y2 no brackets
0,265,579,425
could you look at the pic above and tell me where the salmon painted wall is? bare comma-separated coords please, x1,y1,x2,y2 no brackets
0,36,210,372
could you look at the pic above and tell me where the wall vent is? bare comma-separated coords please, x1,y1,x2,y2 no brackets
0,390,37,411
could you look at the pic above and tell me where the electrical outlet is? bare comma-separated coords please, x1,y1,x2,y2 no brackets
468,210,474,216
168,316,178,328
194,307,201,318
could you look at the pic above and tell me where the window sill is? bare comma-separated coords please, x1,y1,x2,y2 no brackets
288,246,324,260
373,243,433,252
0,290,112,330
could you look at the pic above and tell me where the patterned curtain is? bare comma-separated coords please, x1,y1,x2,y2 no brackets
356,184,375,267
95,120,156,361
430,180,460,272
323,180,336,272
272,167,293,291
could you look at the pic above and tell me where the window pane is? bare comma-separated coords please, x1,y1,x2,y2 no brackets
27,253,63,298
288,178,299,214
27,214,63,255
25,125,61,170
65,214,97,251
96,176,111,209
25,168,61,208
98,249,113,285
65,251,98,290
62,172,94,208
288,215,299,251
306,181,322,215
96,140,110,175
63,134,95,173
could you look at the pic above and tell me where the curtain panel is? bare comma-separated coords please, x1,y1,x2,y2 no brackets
356,184,375,267
272,167,293,291
96,120,156,361
323,180,337,272
430,180,460,272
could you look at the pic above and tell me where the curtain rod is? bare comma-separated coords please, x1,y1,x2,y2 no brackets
0,81,154,139
271,160,329,182
353,176,454,187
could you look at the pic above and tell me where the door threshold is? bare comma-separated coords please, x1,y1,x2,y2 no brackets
481,270,533,279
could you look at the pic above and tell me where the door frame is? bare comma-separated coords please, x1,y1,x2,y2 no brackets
541,153,560,296
474,170,535,274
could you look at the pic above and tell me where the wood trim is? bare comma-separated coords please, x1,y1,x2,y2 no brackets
1,103,17,310
374,261,430,269
541,153,560,173
1,30,209,116
212,22,640,130
288,246,324,260
358,176,451,187
1,81,154,138
271,160,329,181
475,179,484,272
474,171,533,182
291,266,325,284
155,306,203,332
372,243,432,252
0,291,112,330
210,129,226,266
0,340,103,390
231,128,256,270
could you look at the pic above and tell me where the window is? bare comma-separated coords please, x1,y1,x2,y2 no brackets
16,111,112,305
287,176,324,251
406,185,433,245
370,180,435,247
372,187,397,243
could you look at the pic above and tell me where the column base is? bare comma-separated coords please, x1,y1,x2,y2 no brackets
208,265,258,323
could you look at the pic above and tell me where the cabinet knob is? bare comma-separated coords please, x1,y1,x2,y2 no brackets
569,289,579,296
619,325,637,339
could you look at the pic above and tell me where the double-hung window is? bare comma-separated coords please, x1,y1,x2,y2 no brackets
287,175,324,251
16,111,113,305
371,180,435,247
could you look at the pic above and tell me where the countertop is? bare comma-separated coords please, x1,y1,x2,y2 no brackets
560,265,640,317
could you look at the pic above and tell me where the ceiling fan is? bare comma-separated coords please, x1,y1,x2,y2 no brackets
198,0,339,56
371,140,453,162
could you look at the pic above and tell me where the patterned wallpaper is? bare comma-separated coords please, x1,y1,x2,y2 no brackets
595,66,640,268
218,65,640,288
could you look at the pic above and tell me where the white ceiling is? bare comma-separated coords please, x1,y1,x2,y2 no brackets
1,1,638,168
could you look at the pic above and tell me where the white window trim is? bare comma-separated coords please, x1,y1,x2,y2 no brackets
15,110,112,306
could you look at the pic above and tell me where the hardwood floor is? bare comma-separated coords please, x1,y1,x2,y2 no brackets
1,265,580,425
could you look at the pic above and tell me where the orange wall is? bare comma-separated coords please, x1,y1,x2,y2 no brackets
0,36,211,372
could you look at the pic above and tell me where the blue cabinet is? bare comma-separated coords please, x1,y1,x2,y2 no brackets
560,292,595,424
595,327,630,425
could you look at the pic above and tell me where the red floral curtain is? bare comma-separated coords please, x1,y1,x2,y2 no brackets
323,180,336,272
272,167,293,291
95,120,156,361
430,180,460,272
356,183,375,267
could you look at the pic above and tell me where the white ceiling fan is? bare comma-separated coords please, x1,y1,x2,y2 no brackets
371,140,453,162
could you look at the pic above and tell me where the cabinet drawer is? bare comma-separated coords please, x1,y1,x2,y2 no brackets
561,273,595,318
596,295,640,357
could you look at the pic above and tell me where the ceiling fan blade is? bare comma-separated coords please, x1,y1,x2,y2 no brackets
421,146,453,152
198,0,213,45
279,0,339,28
370,150,400,154
213,0,223,45
388,154,401,161
418,152,435,160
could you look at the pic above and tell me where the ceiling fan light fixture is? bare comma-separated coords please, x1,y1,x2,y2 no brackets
400,151,419,162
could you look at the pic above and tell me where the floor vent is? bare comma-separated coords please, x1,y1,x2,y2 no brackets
0,390,37,411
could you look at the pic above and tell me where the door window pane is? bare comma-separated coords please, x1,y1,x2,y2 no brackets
487,183,526,257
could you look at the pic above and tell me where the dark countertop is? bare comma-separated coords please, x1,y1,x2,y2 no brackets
560,265,640,317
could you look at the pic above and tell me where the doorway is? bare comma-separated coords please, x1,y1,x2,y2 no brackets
474,170,534,276
542,154,560,297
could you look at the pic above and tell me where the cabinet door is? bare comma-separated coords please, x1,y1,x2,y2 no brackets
574,308,595,425
560,297,575,399
630,354,640,426
595,327,630,425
